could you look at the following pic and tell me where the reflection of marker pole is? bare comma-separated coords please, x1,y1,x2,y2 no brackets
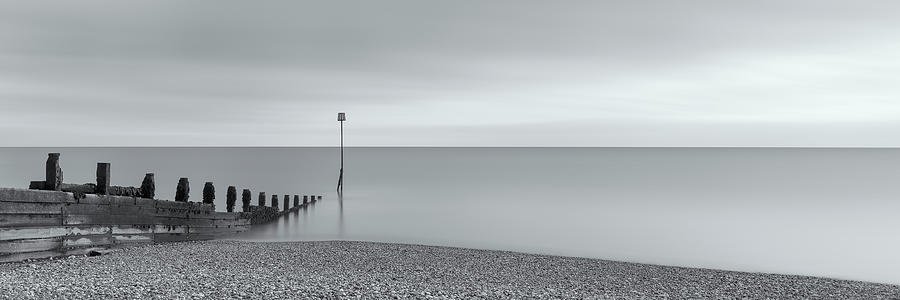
336,112,346,192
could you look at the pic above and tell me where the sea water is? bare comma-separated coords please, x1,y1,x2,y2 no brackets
1,147,898,284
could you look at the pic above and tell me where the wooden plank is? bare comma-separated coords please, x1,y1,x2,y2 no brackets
188,226,249,234
0,238,61,254
155,201,215,212
0,225,121,241
62,203,155,215
154,233,218,242
0,250,63,262
154,216,213,226
152,216,250,227
64,214,155,226
74,194,111,205
111,234,153,244
212,212,242,220
153,208,192,218
109,225,154,235
213,219,250,226
153,225,188,234
76,194,156,208
63,235,113,248
0,227,69,241
135,198,157,207
0,202,62,214
0,214,62,227
0,188,73,204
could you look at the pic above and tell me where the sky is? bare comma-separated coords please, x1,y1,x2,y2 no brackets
2,0,900,147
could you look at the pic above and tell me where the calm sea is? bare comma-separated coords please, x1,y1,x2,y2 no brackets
1,147,898,284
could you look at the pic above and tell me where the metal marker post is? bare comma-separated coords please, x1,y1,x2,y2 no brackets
337,112,345,192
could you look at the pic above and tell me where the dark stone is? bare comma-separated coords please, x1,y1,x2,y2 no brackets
95,163,110,195
258,192,266,207
29,181,45,190
175,178,190,202
242,189,252,212
45,153,63,191
271,195,279,211
293,195,299,207
87,250,102,257
202,182,216,204
226,186,237,212
283,195,289,211
140,173,155,199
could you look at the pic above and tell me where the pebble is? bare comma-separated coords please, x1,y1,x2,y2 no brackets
0,240,897,299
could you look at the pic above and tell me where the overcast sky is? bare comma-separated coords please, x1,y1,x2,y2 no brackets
2,0,900,146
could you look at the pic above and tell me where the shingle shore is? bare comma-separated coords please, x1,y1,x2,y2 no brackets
0,240,897,299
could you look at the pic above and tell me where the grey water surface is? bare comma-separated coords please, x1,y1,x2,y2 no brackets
1,147,898,284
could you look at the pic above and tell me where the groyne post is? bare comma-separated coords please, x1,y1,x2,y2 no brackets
293,195,299,207
283,195,289,211
226,186,237,212
45,153,62,191
317,195,322,200
272,195,279,211
175,178,190,202
202,182,216,204
303,196,308,205
242,189,251,212
96,162,110,195
141,173,155,199
258,192,266,207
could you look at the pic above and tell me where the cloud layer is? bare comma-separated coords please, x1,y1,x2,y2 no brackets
2,0,900,146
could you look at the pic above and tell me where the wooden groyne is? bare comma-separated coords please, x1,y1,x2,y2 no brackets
0,153,321,262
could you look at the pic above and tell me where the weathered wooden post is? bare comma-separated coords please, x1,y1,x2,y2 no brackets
272,195,279,211
95,162,110,195
202,182,216,204
175,178,190,202
293,195,299,207
226,186,237,212
242,189,252,212
258,192,266,207
283,195,289,211
141,173,155,199
309,195,316,203
45,153,63,191
303,195,308,205
317,195,322,200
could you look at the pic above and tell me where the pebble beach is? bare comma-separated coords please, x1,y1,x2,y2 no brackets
0,240,898,299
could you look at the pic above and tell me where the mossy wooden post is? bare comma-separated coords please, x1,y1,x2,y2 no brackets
242,189,252,212
202,182,216,204
45,153,63,191
258,192,266,207
226,186,237,212
293,195,299,207
140,173,155,199
175,178,190,202
283,195,289,211
272,195,279,211
95,162,110,195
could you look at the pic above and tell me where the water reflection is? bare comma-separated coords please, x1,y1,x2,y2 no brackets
338,191,344,237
